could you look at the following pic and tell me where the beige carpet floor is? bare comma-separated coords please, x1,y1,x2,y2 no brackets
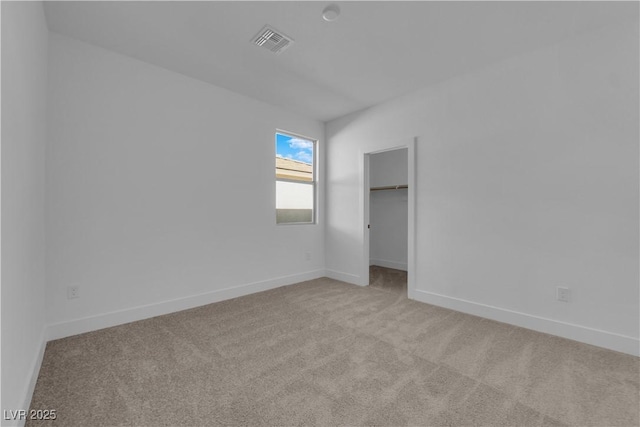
369,265,407,296
28,270,639,426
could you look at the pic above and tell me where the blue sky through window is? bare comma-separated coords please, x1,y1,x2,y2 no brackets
276,133,313,165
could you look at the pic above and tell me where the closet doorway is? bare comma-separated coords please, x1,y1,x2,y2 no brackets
362,139,416,298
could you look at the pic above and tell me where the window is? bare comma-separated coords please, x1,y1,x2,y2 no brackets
275,131,316,224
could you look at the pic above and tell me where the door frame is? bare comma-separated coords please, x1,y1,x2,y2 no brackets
361,138,416,298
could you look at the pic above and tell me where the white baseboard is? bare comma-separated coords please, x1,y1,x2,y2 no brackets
10,327,48,427
370,259,407,271
412,289,640,357
324,269,362,286
46,269,325,341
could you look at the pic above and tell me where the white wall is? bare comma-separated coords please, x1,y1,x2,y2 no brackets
369,149,408,270
370,148,408,188
45,34,325,337
1,2,49,424
326,19,639,355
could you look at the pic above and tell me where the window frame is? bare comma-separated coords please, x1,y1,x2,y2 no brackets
275,130,317,226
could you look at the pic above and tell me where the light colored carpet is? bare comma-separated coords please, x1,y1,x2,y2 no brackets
28,274,639,426
369,265,407,296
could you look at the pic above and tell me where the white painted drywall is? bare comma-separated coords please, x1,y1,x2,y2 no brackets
369,149,408,189
326,19,640,354
369,150,408,270
45,34,325,330
1,2,49,423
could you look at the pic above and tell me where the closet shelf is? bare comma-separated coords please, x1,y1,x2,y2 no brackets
370,185,408,192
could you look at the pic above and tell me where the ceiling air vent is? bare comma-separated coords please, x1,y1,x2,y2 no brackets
252,25,294,54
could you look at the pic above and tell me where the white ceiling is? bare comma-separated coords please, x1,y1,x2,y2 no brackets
44,1,637,122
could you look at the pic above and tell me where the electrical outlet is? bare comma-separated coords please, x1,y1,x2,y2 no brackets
67,285,79,299
556,286,570,303
305,252,311,261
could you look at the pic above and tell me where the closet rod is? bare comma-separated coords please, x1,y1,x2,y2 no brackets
370,185,408,192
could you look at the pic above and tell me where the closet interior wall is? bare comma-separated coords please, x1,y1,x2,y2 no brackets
369,149,409,271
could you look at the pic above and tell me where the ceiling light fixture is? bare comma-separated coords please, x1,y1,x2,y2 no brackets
322,4,341,22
